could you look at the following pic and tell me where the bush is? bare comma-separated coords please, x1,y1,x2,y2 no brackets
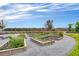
58,32,63,37
8,34,25,48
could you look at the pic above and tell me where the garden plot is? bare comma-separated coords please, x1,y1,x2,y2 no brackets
27,32,63,46
0,33,27,56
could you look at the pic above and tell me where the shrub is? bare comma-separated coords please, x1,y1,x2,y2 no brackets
8,34,25,48
75,21,79,32
68,24,73,32
58,32,63,37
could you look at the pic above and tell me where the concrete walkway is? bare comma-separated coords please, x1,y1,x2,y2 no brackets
0,35,9,47
14,35,75,56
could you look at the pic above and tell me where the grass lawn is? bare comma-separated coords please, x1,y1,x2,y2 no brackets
67,33,79,56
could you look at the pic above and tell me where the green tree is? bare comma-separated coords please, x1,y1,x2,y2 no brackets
45,19,53,30
68,24,73,32
75,21,79,32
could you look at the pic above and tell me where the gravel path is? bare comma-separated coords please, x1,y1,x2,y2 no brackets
14,35,75,56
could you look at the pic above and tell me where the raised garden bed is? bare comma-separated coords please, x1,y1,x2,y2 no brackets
0,34,27,56
45,36,63,41
31,38,55,46
29,32,63,46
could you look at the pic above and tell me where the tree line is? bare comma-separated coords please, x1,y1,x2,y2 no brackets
68,21,79,32
0,19,79,32
0,19,54,31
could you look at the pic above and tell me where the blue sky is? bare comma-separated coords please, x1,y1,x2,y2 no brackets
0,3,79,28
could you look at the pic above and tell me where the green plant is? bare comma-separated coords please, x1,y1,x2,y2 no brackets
75,21,79,32
59,32,63,37
8,34,25,48
18,33,25,38
30,32,58,42
68,24,73,32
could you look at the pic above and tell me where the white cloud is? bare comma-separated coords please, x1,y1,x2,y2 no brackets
0,4,52,20
0,9,19,20
1,3,79,21
14,4,34,11
0,9,18,16
12,4,51,12
5,13,31,20
35,3,79,12
0,3,8,7
50,3,79,12
36,9,50,12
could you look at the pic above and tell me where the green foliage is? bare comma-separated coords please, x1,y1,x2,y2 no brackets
8,34,25,48
71,28,75,32
75,21,79,32
58,32,63,37
18,33,26,38
68,24,73,32
67,21,79,33
30,32,58,41
67,33,79,56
